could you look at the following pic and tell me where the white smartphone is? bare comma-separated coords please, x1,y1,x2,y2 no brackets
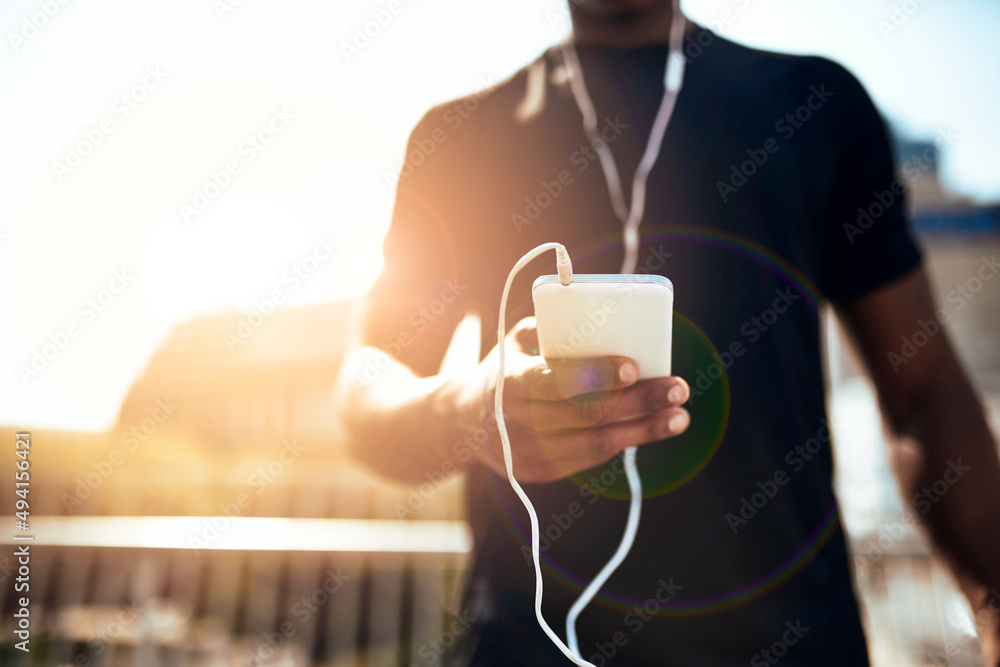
531,274,673,380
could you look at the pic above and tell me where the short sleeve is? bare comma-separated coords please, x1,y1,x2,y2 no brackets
362,111,472,377
822,62,922,304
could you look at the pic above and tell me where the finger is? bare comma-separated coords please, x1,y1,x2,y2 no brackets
508,317,539,355
524,376,690,433
526,356,639,402
544,407,690,469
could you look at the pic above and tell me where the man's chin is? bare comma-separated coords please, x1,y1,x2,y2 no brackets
575,0,670,19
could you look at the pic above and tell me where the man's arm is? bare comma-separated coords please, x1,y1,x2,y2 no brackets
335,318,692,486
836,265,1000,664
341,106,689,488
334,344,472,484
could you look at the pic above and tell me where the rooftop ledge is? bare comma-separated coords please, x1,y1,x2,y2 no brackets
1,515,472,553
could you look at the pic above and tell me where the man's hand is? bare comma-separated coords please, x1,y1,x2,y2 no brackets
957,574,1000,667
456,317,691,483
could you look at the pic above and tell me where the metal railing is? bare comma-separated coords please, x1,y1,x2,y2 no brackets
0,516,988,667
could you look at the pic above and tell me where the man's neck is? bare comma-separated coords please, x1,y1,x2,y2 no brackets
570,4,678,48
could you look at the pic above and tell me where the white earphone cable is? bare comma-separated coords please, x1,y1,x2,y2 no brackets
558,0,687,657
559,0,686,276
495,243,598,667
496,3,687,663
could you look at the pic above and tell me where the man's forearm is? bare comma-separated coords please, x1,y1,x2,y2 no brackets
335,347,482,484
896,356,1000,592
836,268,1000,663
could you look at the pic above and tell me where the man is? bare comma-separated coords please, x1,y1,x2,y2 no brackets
338,0,1000,663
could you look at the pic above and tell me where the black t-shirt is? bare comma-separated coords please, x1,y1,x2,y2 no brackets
364,26,921,666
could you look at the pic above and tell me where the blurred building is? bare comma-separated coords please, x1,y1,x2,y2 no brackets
117,299,365,453
891,129,1000,237
886,128,1000,394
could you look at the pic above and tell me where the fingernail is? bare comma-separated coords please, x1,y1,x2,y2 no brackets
618,362,638,384
668,413,688,433
668,385,685,404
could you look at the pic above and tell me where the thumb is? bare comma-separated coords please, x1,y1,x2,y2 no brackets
508,316,539,355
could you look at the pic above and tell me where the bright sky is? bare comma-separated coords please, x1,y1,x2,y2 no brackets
1,0,997,431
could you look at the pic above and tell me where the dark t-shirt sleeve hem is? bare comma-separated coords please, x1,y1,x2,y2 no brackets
825,233,922,304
